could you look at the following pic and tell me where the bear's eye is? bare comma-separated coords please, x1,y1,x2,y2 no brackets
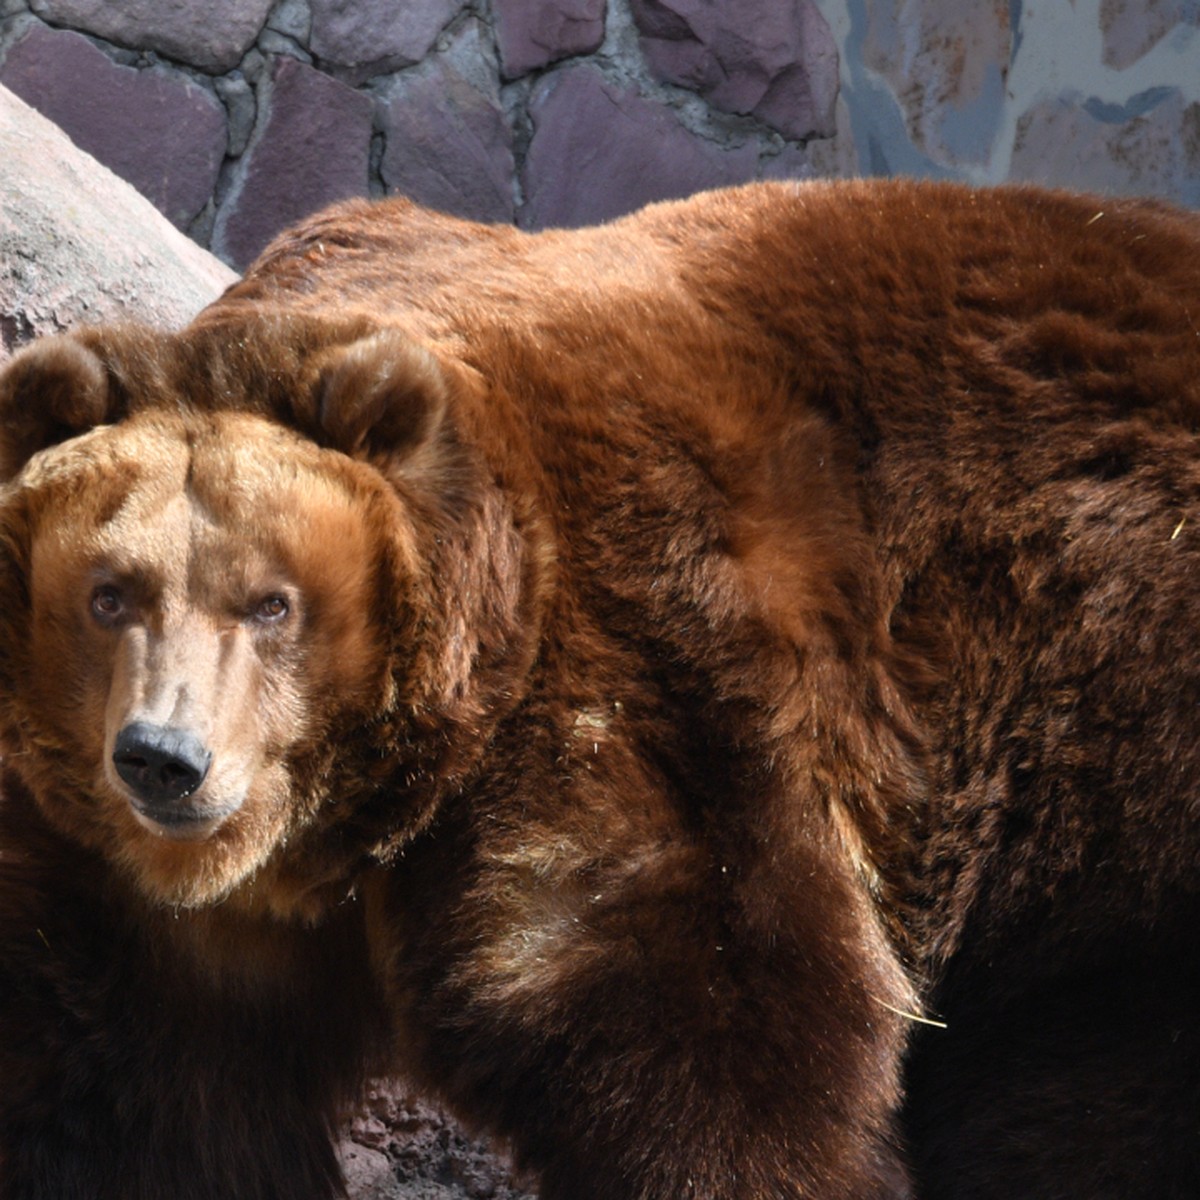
90,585,125,624
254,594,290,624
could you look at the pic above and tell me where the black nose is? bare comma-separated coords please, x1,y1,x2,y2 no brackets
112,722,213,804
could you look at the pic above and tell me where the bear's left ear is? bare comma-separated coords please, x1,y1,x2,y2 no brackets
306,331,451,472
0,336,117,481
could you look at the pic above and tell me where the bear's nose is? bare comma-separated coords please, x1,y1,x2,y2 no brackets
112,722,213,805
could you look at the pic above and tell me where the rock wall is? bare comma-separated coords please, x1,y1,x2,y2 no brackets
0,0,838,268
1,1,1195,272
816,0,1200,206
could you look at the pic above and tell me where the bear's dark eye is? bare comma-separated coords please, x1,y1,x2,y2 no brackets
254,594,290,624
90,585,124,624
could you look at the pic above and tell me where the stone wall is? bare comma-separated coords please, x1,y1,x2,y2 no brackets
0,0,839,269
818,0,1200,206
1,1,1196,272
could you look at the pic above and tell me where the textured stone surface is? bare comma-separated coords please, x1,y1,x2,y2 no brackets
26,0,274,73
338,1143,403,1200
804,93,861,178
214,71,256,157
0,22,225,229
819,0,1200,194
2,0,1195,277
213,55,372,270
521,64,759,228
1010,87,1200,208
630,0,838,140
493,0,606,79
0,83,235,363
310,0,463,79
267,0,312,41
860,0,1011,167
760,142,814,180
346,1083,532,1200
380,20,514,223
1101,0,1200,70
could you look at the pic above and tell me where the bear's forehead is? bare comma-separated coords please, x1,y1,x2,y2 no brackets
22,412,370,574
24,411,339,506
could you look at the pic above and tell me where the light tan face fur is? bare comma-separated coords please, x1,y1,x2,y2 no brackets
19,410,386,909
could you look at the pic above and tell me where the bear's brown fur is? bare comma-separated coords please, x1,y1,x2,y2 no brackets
0,180,1199,1199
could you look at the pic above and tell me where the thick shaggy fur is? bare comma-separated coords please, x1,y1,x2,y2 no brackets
0,180,1199,1199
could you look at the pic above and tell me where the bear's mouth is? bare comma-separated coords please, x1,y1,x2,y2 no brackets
128,798,240,842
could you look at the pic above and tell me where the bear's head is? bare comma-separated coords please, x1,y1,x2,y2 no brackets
0,316,539,916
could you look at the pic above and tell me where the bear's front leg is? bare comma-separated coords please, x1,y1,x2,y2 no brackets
385,828,915,1200
0,782,381,1200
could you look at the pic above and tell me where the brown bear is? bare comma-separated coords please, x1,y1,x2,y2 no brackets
0,179,1198,1200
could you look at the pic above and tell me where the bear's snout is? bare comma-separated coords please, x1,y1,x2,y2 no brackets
112,721,214,821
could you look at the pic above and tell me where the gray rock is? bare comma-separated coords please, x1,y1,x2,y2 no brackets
26,0,275,73
760,142,814,180
630,0,838,141
214,72,256,157
1010,88,1200,209
239,47,268,84
493,0,606,79
803,94,861,179
212,55,372,270
521,64,758,229
0,23,226,229
0,83,236,364
339,1143,403,1200
310,0,464,80
860,0,1011,168
257,28,312,61
1100,0,1200,69
267,0,312,41
379,20,514,223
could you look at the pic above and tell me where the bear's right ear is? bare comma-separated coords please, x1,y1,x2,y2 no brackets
0,337,115,481
304,331,451,474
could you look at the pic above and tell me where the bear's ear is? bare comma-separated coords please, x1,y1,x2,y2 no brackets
0,336,115,481
307,331,450,471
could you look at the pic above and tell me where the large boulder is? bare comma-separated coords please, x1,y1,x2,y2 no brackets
1,22,227,232
0,83,235,364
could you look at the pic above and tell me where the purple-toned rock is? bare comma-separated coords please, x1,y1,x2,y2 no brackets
0,23,225,230
0,84,235,364
26,0,273,73
1010,89,1200,209
379,21,515,224
493,0,606,79
861,0,1011,168
521,64,758,229
1100,0,1200,69
630,0,837,141
310,0,464,82
213,56,372,270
